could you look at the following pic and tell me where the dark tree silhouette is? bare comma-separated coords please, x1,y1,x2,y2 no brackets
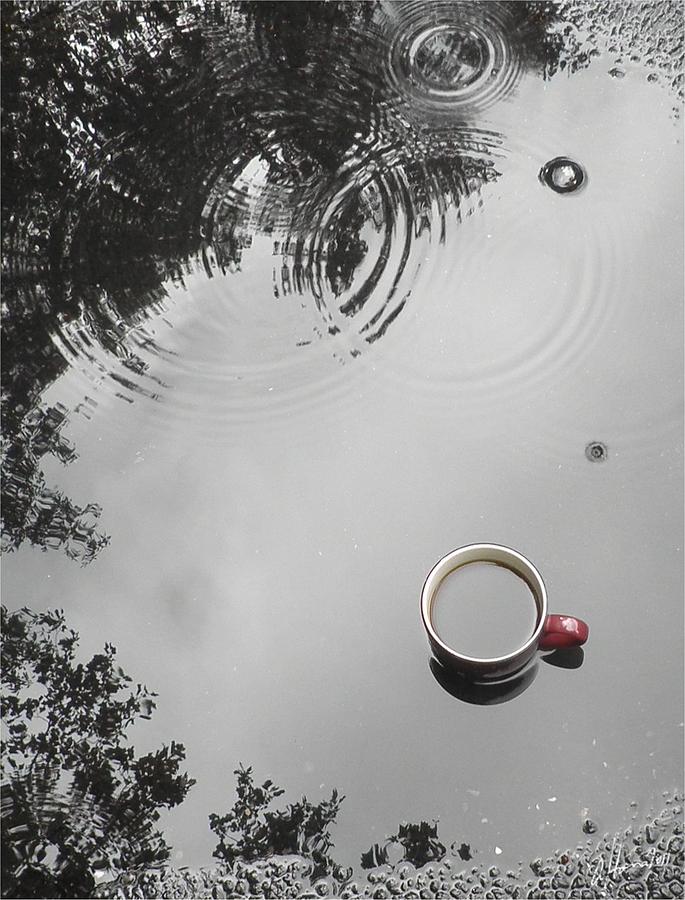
1,605,195,899
1,1,207,563
1,2,570,562
1,405,110,564
391,821,446,868
361,820,446,870
209,765,344,880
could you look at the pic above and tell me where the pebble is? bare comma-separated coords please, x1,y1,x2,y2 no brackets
93,795,684,898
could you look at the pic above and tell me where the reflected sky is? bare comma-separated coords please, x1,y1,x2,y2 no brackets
2,0,683,881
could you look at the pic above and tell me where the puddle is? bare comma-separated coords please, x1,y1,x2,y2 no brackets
1,1,683,896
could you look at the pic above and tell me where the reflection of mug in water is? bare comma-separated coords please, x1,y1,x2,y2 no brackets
432,562,537,659
429,657,539,706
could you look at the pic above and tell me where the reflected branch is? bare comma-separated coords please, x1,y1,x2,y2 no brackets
1,606,195,899
209,764,345,881
1,405,110,564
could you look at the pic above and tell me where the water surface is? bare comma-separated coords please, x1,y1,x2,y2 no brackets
1,0,683,890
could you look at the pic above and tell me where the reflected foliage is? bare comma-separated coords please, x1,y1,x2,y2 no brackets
209,765,344,880
1,606,195,899
361,820,446,870
1,404,109,564
2,1,204,563
456,841,473,861
94,801,685,899
1,1,570,560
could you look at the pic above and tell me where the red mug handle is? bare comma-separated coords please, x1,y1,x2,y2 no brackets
540,614,589,650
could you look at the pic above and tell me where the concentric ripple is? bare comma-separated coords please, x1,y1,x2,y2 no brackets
375,183,621,420
272,134,503,353
1,0,568,440
47,135,499,434
274,158,419,354
3,0,681,447
381,1,523,120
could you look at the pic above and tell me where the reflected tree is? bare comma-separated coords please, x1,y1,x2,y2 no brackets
391,820,446,868
1,1,206,563
209,765,344,880
1,0,570,394
1,606,195,899
324,194,369,299
361,820,446,870
1,405,110,564
1,1,572,562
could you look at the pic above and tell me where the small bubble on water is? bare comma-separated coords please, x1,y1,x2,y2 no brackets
585,441,608,462
609,66,626,78
583,819,598,834
540,157,586,194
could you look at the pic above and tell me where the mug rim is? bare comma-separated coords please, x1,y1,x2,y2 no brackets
421,543,548,673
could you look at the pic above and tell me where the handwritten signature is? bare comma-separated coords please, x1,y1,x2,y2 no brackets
588,835,674,885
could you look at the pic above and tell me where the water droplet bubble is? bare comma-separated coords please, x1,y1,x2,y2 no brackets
539,157,586,194
582,818,599,834
585,441,608,463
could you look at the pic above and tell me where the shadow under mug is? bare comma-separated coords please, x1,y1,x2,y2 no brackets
421,543,589,681
430,657,540,705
